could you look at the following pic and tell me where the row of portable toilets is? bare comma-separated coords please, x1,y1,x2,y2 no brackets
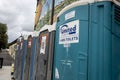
14,1,120,80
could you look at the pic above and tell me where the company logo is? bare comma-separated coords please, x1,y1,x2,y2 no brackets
61,24,76,34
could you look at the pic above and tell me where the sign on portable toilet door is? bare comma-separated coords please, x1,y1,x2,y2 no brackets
59,20,79,44
40,36,47,54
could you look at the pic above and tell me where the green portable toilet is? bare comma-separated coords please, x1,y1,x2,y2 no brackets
52,0,120,80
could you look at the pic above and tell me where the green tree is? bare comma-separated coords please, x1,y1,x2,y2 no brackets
0,23,8,51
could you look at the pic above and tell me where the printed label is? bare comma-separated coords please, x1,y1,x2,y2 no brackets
28,40,32,48
59,20,79,44
65,11,75,20
55,68,59,79
40,36,46,54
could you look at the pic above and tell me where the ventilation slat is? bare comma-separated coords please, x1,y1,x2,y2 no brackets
115,12,120,18
115,9,120,15
114,5,120,23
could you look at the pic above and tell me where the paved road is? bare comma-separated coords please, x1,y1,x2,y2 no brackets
0,50,14,66
0,66,11,80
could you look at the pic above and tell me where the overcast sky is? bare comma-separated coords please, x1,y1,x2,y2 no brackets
0,0,36,43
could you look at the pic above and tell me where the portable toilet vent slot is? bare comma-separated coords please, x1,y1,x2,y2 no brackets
114,5,120,23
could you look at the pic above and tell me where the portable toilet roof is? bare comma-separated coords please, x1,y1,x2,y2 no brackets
17,36,23,42
31,31,39,37
39,23,56,33
57,0,118,17
23,23,56,38
23,35,29,40
23,32,36,38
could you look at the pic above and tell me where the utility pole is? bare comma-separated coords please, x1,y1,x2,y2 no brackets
50,0,55,25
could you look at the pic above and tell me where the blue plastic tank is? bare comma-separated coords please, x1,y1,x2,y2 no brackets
23,35,33,80
21,35,28,80
112,3,120,80
14,36,23,80
53,1,120,80
29,34,38,80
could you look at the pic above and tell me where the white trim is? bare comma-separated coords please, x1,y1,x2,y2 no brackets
39,25,51,32
18,36,23,41
33,31,39,37
113,0,120,6
57,0,112,17
50,22,56,32
39,23,56,33
57,1,89,17
23,34,34,40
23,35,29,40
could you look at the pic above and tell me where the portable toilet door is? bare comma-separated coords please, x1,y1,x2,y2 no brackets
33,34,39,80
35,25,55,80
14,36,23,80
29,33,38,80
21,35,28,80
19,36,24,80
14,39,20,80
34,34,40,80
46,24,56,80
35,26,49,80
23,35,33,80
53,1,89,80
14,40,19,79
